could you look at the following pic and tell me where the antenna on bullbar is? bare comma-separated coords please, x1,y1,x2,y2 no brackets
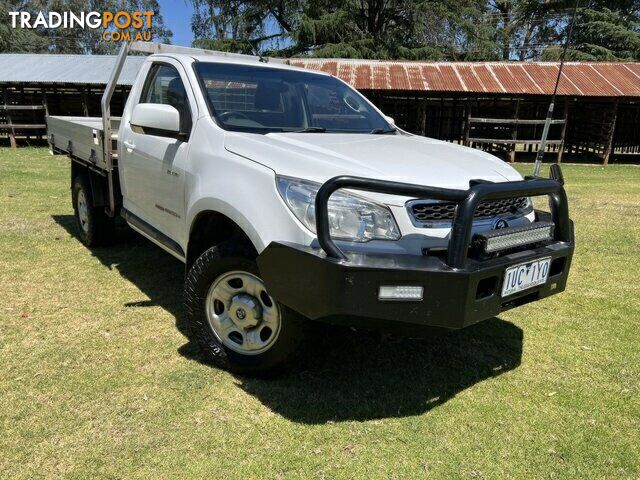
533,0,580,177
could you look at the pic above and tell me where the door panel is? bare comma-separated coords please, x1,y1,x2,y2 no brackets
123,133,188,238
119,61,196,244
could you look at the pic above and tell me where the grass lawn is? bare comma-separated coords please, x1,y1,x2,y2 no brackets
0,147,638,479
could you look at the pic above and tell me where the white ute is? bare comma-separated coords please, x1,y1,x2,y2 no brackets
47,42,574,374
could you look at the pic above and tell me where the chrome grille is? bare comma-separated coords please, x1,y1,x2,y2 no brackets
411,197,529,223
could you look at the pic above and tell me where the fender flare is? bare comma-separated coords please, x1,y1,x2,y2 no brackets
187,198,266,254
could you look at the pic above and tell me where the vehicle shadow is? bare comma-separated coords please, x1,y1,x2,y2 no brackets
53,214,523,424
52,214,189,334
238,319,522,423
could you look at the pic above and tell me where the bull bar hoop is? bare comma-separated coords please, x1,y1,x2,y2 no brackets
315,164,571,269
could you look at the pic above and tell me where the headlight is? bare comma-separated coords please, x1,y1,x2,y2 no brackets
276,176,401,242
524,197,534,214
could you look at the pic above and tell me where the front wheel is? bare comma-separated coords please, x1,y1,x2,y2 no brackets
184,241,305,375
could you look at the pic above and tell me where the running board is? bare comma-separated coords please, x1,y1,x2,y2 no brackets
121,208,185,260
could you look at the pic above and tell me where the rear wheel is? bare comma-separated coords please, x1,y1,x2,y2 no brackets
72,176,114,247
184,241,305,375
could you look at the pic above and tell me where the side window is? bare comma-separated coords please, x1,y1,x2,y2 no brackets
140,64,192,135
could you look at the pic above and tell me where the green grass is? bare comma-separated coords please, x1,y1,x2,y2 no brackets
0,148,638,479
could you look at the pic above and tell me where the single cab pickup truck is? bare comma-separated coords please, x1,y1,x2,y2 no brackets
47,42,574,374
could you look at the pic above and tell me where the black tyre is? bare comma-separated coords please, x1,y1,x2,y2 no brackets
184,240,305,375
72,176,115,247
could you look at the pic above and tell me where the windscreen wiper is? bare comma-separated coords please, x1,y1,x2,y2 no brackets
370,127,397,134
290,127,327,133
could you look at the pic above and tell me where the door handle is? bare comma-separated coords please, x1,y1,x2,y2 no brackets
123,140,135,150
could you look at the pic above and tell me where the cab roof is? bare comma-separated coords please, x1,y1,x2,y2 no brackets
150,53,329,76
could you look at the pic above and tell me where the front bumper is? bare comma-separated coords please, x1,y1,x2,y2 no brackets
258,166,574,333
258,238,573,332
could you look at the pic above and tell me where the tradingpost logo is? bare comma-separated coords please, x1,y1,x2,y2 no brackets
8,10,155,42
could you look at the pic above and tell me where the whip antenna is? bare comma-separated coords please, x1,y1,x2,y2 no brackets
533,0,580,176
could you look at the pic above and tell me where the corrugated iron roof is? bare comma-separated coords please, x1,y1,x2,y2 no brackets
0,54,146,85
1,54,638,96
290,59,640,97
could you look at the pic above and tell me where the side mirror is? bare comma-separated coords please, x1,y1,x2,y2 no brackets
384,115,395,126
130,103,180,137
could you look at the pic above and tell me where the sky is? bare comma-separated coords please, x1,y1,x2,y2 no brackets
156,1,289,51
158,0,195,47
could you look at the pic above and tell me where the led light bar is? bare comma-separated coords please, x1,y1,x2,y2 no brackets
378,286,424,301
474,221,555,253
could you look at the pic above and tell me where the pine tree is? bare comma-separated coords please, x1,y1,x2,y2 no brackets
550,1,640,61
0,0,173,54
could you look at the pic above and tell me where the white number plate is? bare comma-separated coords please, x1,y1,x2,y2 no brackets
501,257,551,297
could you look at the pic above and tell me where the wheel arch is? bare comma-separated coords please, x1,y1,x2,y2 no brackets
71,160,110,208
186,206,261,270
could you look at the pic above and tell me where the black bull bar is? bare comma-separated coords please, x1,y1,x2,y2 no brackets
257,165,573,331
314,164,571,268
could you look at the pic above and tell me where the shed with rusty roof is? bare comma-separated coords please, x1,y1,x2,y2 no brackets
1,54,638,163
0,54,145,147
289,59,640,164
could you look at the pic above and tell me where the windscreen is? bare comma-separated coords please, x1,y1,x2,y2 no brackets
194,63,392,134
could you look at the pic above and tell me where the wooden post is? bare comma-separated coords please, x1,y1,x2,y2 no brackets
41,87,49,144
509,98,520,163
420,98,427,136
437,97,444,139
451,97,458,143
557,99,570,163
532,102,540,152
42,88,49,116
3,88,16,148
81,87,89,116
603,100,619,165
404,96,410,132
463,103,471,147
27,87,35,141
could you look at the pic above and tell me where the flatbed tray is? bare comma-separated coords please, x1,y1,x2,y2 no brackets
47,116,120,170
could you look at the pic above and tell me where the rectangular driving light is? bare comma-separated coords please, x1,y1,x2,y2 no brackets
378,286,424,301
474,221,555,254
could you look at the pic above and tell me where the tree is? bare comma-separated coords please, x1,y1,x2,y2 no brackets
189,0,499,60
292,0,502,60
190,0,299,54
0,1,49,52
86,0,174,54
0,0,173,54
544,1,640,61
482,1,563,61
186,0,640,61
437,0,504,60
